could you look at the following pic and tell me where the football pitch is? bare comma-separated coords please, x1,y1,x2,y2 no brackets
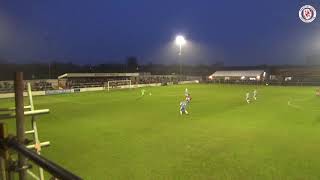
1,84,320,179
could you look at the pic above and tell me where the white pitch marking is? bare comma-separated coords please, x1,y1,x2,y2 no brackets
287,101,302,109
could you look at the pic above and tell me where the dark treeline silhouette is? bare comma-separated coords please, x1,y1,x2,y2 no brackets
2,56,317,81
0,57,224,80
0,62,218,80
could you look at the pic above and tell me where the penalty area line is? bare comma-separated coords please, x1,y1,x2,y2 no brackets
287,100,302,110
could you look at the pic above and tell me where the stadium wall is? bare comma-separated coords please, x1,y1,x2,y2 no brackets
0,90,46,98
178,80,200,84
77,87,104,92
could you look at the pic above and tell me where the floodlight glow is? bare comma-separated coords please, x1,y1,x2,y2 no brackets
175,35,186,46
257,75,261,80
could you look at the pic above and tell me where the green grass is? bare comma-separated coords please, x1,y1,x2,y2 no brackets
1,84,320,179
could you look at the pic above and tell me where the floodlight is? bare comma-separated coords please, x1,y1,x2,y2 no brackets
175,35,186,46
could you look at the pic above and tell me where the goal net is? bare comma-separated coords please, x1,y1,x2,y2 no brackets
105,80,132,91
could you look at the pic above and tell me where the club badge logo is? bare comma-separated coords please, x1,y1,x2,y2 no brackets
299,5,316,23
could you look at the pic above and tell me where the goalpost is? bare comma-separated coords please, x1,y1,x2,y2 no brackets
105,79,132,91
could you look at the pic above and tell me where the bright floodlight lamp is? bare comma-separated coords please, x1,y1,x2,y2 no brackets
175,35,186,46
175,35,186,76
175,35,186,56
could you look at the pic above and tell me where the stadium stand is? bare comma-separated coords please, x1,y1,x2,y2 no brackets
0,80,56,93
208,70,266,84
0,81,14,93
270,66,320,85
0,73,195,93
57,73,185,89
269,66,320,86
207,66,320,86
58,73,140,88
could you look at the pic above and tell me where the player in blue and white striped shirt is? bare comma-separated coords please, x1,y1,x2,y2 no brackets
180,101,189,115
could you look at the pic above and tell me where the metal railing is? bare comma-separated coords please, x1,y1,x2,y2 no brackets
0,136,82,180
0,72,82,180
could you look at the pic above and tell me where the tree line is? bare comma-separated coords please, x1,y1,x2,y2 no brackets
0,57,224,80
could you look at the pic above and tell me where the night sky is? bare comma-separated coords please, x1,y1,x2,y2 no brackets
1,0,320,65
